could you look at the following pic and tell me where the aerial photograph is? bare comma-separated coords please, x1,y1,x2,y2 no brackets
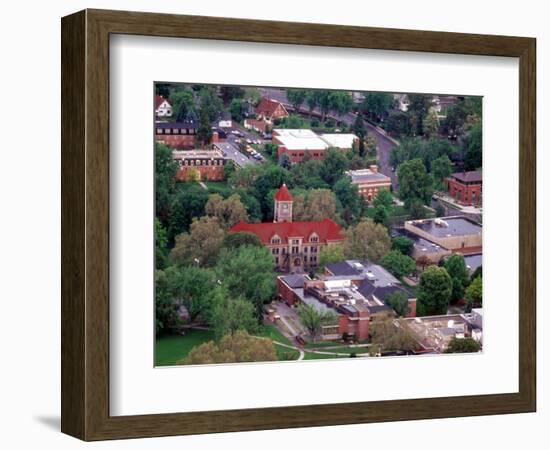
154,83,483,366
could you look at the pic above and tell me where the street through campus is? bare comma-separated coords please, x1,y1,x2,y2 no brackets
258,87,399,187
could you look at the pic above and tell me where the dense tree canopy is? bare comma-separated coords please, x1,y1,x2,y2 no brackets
392,236,414,256
465,275,482,308
397,158,434,210
183,331,277,365
170,216,226,267
417,266,452,316
380,250,416,278
444,254,470,302
343,219,392,262
386,291,410,317
297,304,337,343
215,245,276,321
444,337,481,353
205,193,249,230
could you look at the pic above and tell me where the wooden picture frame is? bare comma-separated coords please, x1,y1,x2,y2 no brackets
61,8,536,441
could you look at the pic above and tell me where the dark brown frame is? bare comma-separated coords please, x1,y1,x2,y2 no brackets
61,9,536,441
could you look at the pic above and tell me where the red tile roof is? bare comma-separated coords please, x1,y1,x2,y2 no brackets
155,95,171,109
230,218,344,245
255,97,287,118
274,184,293,201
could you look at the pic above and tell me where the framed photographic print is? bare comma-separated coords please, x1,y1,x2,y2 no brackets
61,9,536,441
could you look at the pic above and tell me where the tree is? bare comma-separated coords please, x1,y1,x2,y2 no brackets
210,296,259,340
320,148,348,186
229,98,246,122
385,111,412,137
416,255,432,271
373,204,389,225
408,199,428,219
183,330,277,365
297,304,337,343
287,88,308,112
444,254,470,302
155,143,178,223
155,269,183,335
352,114,367,139
155,218,169,269
407,94,434,135
362,92,394,121
380,250,416,278
444,337,481,353
435,203,446,217
170,216,226,267
215,245,276,321
343,218,392,262
373,189,393,209
279,114,309,129
370,318,416,352
198,86,224,122
158,265,218,324
319,245,345,271
464,122,482,170
422,109,440,138
224,159,236,180
167,185,209,241
278,153,292,169
222,231,263,250
386,291,410,317
392,236,414,256
328,91,353,116
333,177,362,225
397,158,433,210
465,275,482,308
220,86,245,104
431,154,452,190
304,189,338,222
364,135,378,156
205,193,249,230
417,266,452,316
197,107,213,147
171,88,195,122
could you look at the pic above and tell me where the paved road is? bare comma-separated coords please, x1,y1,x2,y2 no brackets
258,87,399,186
215,140,256,167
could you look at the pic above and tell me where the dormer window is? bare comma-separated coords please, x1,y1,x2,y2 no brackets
271,235,281,245
310,234,319,243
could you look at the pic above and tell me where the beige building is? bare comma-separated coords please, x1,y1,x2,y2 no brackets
347,166,392,202
404,217,482,251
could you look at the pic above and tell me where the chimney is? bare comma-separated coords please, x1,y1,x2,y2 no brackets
212,131,219,144
370,164,378,173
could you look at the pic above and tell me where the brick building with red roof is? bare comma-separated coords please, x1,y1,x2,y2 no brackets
255,97,289,122
230,184,344,272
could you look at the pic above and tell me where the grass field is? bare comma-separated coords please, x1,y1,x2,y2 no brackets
155,329,215,366
155,325,300,366
302,351,350,360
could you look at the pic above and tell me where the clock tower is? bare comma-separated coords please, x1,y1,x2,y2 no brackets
273,184,293,223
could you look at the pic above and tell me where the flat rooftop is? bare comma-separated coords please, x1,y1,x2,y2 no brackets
347,168,391,184
464,253,482,273
273,129,328,150
325,260,399,287
409,217,482,238
319,133,358,149
450,170,482,183
172,149,224,159
392,229,449,254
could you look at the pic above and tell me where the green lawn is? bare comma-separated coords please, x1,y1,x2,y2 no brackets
257,324,300,361
155,325,301,366
302,351,350,360
155,329,215,366
317,346,371,355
